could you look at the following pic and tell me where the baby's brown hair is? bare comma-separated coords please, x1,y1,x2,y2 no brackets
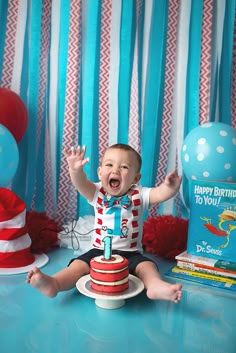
105,144,142,172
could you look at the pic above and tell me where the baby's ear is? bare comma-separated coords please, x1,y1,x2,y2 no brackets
97,166,102,180
134,173,141,184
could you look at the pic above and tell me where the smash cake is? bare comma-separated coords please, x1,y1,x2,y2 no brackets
90,254,129,293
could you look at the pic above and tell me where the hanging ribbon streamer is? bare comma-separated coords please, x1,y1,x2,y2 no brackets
117,0,136,144
25,1,43,210
35,0,52,154
56,0,82,224
46,0,61,216
184,0,203,133
98,0,112,160
1,0,19,88
11,0,27,94
33,0,53,214
56,0,70,193
79,0,101,216
0,2,8,80
218,0,235,124
199,0,213,124
108,0,122,146
128,0,142,154
9,0,28,200
177,0,203,213
141,0,168,189
140,0,153,129
210,0,225,122
149,0,179,217
167,1,192,218
231,4,236,129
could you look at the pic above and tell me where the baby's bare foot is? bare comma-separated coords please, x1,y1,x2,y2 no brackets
26,267,59,298
147,280,182,303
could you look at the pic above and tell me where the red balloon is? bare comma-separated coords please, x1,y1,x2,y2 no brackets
0,88,28,143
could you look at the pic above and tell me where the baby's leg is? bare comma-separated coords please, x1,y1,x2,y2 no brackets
135,261,182,303
26,259,90,298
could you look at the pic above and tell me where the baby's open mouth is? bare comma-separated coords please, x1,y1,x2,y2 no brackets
109,178,120,189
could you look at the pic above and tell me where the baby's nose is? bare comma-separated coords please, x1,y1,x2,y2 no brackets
112,167,119,174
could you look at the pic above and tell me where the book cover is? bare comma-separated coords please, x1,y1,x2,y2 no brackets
186,180,236,262
176,260,236,279
165,266,236,292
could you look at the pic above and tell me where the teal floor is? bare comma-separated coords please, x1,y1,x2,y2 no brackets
1,247,236,353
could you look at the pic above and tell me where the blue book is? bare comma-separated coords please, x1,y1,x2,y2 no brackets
165,266,236,292
187,180,236,263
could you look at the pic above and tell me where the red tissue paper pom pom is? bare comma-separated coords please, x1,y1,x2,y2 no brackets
142,215,188,261
26,211,61,253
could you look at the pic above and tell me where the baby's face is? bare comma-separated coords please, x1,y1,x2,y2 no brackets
97,148,141,196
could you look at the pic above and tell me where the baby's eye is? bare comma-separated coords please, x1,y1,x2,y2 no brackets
121,165,128,169
105,163,113,167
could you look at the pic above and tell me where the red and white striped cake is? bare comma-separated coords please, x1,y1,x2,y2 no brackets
90,254,129,293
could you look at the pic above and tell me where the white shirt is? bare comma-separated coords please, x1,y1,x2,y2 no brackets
89,183,151,253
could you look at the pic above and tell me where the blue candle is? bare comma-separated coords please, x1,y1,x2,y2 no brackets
102,236,112,260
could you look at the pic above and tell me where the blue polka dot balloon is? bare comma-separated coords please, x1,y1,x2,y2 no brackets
0,124,19,187
181,122,236,182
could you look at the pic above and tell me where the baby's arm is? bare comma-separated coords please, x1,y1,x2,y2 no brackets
65,146,96,202
149,169,182,206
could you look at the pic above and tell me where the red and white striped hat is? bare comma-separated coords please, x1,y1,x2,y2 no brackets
0,188,48,275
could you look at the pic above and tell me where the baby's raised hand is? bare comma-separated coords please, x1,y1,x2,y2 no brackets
164,169,182,190
65,145,89,172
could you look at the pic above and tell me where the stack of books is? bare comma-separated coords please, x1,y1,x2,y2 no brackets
165,251,236,292
165,180,236,292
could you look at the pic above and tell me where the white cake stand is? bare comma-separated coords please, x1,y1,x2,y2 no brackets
76,274,144,309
